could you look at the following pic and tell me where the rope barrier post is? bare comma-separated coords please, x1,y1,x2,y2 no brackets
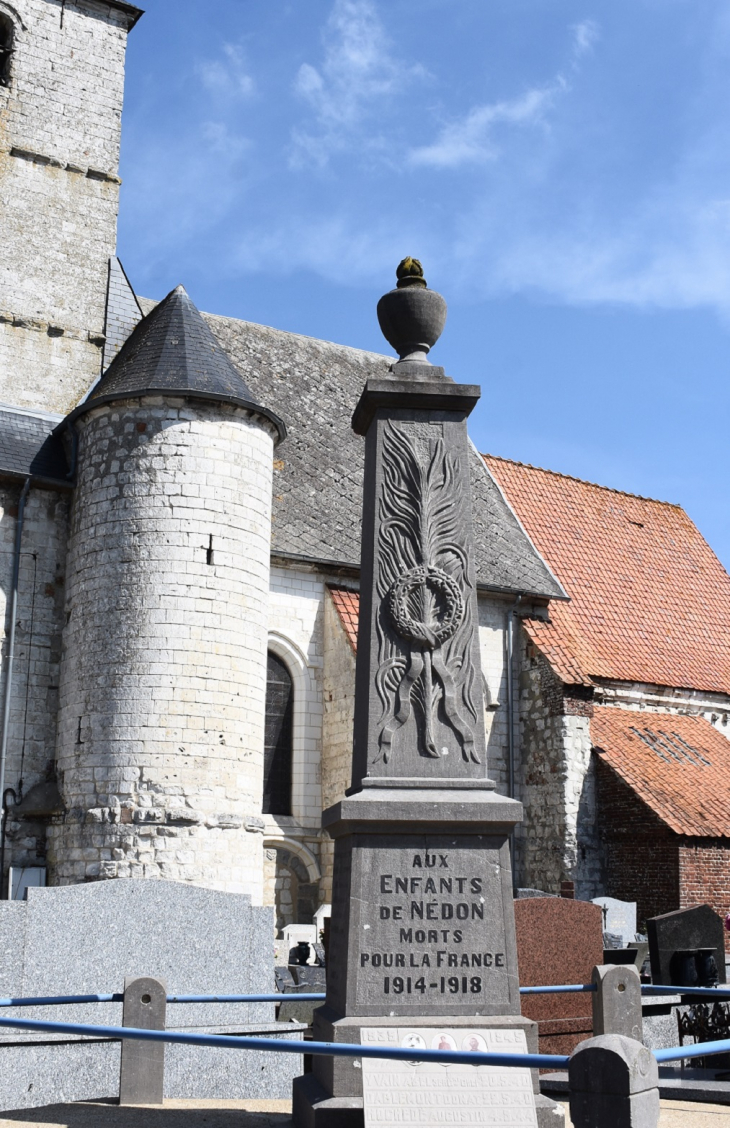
592,965,642,1041
119,976,167,1106
568,1034,659,1128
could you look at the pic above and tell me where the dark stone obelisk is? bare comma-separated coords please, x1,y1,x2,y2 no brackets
293,260,538,1128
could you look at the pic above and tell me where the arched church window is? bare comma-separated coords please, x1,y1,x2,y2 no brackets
263,651,293,816
0,16,13,87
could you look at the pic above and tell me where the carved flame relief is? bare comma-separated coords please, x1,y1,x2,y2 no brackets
375,421,480,764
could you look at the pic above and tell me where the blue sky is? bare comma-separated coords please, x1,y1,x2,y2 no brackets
117,0,730,568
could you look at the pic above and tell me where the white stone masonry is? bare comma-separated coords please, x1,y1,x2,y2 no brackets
0,485,69,877
0,0,135,411
49,397,276,900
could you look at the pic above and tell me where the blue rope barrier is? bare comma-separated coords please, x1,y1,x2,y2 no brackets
167,993,326,1003
0,1014,569,1069
520,985,595,994
656,1037,730,1064
641,984,730,999
0,992,323,1007
14,981,730,1010
0,994,121,1007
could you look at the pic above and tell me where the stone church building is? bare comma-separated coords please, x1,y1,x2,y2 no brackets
1,0,730,938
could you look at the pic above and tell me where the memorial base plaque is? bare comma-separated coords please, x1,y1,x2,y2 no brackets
361,1027,537,1128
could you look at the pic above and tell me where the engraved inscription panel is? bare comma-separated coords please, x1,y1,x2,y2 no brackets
362,1027,538,1128
353,839,512,1013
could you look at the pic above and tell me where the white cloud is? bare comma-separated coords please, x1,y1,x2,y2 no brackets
408,20,599,171
292,0,423,164
196,43,255,99
408,84,561,169
571,20,600,61
485,196,730,312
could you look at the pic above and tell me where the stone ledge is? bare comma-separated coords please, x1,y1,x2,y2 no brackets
323,787,523,836
8,146,121,184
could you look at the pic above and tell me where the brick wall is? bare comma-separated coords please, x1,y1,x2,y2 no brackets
596,757,679,928
679,841,730,952
0,0,135,411
49,396,276,899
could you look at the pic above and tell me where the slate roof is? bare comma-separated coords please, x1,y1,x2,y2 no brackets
485,455,730,695
102,257,143,371
190,307,564,599
592,706,730,837
0,406,69,487
72,286,285,441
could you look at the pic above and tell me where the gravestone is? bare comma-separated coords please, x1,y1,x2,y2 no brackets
292,261,562,1128
647,904,726,986
361,1027,537,1128
0,879,304,1110
592,897,637,947
283,924,318,964
515,897,603,1056
313,903,331,935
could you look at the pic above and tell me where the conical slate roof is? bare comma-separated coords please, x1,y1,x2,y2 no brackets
70,285,285,440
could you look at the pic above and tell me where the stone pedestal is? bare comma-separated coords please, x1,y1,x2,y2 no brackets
322,789,522,1019
292,788,563,1126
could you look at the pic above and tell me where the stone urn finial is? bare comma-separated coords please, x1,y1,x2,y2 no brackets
377,258,447,368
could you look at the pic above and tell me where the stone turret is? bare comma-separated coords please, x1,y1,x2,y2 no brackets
48,286,285,899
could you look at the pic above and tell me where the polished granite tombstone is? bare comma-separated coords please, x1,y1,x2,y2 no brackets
292,261,560,1128
647,905,726,986
516,897,603,1056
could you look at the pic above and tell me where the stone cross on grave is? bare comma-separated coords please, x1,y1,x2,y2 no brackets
293,260,558,1128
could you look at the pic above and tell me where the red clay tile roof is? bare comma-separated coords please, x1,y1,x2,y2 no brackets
485,455,730,694
327,585,359,652
592,706,730,837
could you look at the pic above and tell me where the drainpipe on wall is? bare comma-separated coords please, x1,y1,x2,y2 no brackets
0,477,31,898
506,593,523,890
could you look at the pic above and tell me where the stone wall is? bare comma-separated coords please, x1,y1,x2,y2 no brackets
516,632,602,899
517,638,570,894
0,482,69,883
477,596,511,793
0,0,135,412
267,567,324,827
49,397,276,899
264,566,325,920
320,587,357,901
595,680,730,731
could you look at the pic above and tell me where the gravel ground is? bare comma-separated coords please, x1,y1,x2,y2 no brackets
557,1098,730,1128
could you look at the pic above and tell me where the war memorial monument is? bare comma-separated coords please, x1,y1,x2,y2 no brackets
293,260,559,1127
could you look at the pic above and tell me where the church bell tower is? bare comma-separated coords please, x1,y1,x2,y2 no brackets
0,0,142,414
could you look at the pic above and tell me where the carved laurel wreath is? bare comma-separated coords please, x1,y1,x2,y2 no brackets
387,564,464,650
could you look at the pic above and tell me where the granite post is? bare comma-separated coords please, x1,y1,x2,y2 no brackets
119,976,166,1105
293,260,559,1128
592,965,643,1042
568,1035,659,1128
